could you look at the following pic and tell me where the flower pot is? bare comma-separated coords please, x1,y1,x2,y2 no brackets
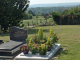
22,50,29,54
36,49,39,53
48,47,52,51
31,50,36,54
39,52,46,55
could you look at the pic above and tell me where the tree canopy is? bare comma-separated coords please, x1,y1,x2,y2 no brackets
0,0,29,32
51,5,80,25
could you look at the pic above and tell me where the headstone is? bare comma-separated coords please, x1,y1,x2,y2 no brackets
0,26,28,59
0,25,1,33
9,26,28,41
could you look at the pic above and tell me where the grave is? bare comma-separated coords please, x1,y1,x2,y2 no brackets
0,26,28,59
15,44,61,60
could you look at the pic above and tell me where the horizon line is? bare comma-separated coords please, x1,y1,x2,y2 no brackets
30,2,80,5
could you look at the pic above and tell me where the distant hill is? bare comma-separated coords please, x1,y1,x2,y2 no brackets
29,2,80,8
28,7,72,14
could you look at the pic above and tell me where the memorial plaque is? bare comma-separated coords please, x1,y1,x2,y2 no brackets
9,26,28,41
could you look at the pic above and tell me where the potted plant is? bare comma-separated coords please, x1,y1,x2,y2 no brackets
39,44,47,55
49,29,60,44
21,45,29,54
31,43,36,54
32,27,47,44
46,37,52,51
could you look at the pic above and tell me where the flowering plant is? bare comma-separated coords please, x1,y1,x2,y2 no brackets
26,27,47,44
21,45,29,51
52,33,60,43
49,29,60,44
39,44,47,55
46,37,52,47
25,27,60,55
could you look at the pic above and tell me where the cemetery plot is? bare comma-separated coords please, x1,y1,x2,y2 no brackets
15,44,61,60
0,26,28,59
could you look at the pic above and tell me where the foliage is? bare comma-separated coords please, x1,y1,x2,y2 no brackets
0,0,29,32
38,27,43,40
46,37,52,47
51,5,80,25
36,14,38,18
27,43,32,50
49,29,60,44
49,29,53,38
28,7,72,14
51,33,60,44
28,10,35,16
42,36,47,42
24,13,32,20
51,11,61,25
39,44,47,53
31,43,36,51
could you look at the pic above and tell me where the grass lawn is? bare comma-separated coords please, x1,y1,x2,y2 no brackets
0,25,80,60
23,16,53,27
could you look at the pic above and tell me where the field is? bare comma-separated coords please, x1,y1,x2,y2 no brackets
23,16,53,27
0,25,80,60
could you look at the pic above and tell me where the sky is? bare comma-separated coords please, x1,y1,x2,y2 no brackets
29,0,80,5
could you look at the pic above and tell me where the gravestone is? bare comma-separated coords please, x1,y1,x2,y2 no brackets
0,26,28,59
0,40,4,44
9,26,28,41
0,25,1,33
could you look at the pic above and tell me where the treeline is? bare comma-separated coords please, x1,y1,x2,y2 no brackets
51,5,80,25
28,6,74,14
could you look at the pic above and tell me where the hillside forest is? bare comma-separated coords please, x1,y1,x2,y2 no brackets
27,5,80,25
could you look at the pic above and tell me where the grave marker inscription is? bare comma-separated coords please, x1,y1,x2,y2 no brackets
9,26,28,41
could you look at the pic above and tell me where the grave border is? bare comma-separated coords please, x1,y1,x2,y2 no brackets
15,44,61,60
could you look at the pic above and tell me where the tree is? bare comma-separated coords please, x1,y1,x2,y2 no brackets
51,12,61,25
36,14,38,18
23,13,32,20
28,10,35,16
0,0,30,32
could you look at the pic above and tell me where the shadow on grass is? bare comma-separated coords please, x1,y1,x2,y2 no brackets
51,48,69,60
28,28,49,34
0,28,49,36
0,33,10,37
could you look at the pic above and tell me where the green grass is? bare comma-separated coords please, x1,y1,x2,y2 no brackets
0,25,80,60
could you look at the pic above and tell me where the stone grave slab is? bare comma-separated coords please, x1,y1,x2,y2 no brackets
0,26,28,59
15,44,61,60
